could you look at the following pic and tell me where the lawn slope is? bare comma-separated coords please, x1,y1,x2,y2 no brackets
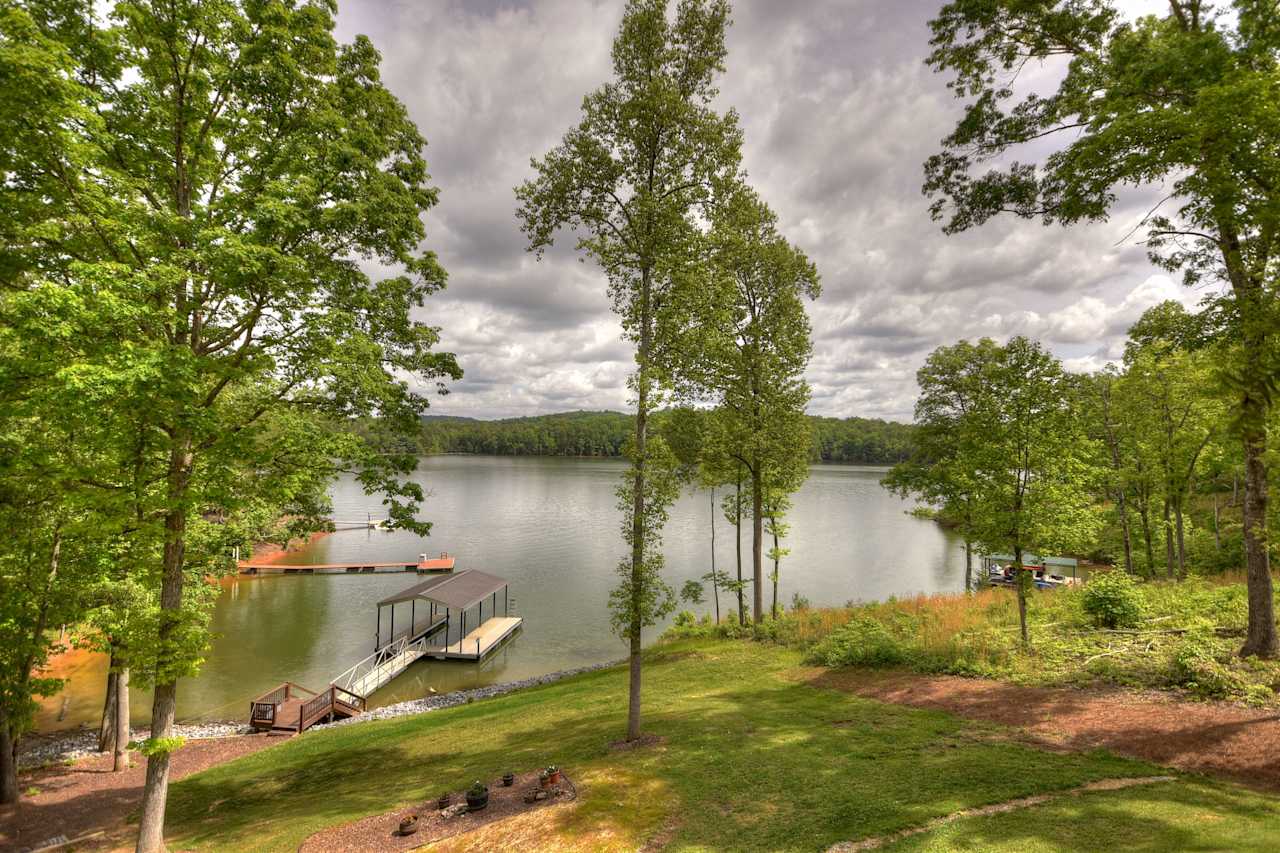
164,641,1274,852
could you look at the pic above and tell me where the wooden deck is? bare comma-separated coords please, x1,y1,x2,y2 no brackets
238,554,456,575
425,616,523,660
249,683,365,734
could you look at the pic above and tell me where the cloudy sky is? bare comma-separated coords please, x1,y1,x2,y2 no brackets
335,0,1209,423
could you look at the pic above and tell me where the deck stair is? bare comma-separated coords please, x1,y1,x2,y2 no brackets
248,682,365,734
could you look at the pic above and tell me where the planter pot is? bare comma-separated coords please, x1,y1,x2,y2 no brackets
466,790,489,812
399,815,419,836
547,770,562,785
539,775,553,789
437,794,451,810
502,773,515,787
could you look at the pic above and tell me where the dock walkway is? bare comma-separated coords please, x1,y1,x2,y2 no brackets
238,552,455,575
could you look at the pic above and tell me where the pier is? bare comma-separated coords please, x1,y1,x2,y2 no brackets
237,551,456,575
247,568,521,733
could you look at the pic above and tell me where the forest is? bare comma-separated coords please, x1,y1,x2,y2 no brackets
415,410,914,464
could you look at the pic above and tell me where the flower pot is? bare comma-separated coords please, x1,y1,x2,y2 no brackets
399,815,419,836
539,775,553,789
466,790,489,812
437,794,451,810
502,773,515,787
547,770,562,785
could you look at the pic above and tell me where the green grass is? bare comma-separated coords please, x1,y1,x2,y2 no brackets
884,780,1280,852
163,640,1279,852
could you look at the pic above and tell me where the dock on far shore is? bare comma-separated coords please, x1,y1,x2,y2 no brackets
238,552,456,576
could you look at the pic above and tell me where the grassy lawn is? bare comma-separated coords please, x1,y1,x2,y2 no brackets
885,779,1280,852
164,640,1278,851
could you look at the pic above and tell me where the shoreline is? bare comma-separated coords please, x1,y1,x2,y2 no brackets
20,658,624,770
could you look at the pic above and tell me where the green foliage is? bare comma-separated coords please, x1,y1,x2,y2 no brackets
419,411,632,457
679,580,705,606
1081,571,1145,629
131,736,186,758
808,617,907,668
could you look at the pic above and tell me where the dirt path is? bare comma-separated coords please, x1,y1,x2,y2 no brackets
2,735,283,852
810,668,1280,793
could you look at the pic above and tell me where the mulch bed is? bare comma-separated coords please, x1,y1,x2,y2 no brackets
2,734,284,852
808,667,1280,793
298,770,578,852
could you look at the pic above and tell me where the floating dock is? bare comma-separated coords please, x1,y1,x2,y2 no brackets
238,552,455,575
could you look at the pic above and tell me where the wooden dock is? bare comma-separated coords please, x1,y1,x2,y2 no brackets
238,552,456,575
426,616,523,660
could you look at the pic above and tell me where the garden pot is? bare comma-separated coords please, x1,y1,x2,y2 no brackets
437,794,451,810
399,815,419,836
547,770,562,785
502,773,515,787
466,790,489,812
539,775,553,789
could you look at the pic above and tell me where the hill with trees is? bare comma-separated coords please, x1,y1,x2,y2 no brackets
416,410,914,464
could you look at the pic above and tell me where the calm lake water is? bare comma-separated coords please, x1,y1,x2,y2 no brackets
45,456,966,730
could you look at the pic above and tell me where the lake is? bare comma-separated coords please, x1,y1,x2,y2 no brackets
42,455,966,730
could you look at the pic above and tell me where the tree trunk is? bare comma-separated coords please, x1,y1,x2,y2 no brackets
770,523,780,620
0,707,16,806
1174,502,1187,580
709,488,719,624
624,270,652,743
136,438,193,853
99,663,119,753
1213,495,1221,551
1110,486,1134,574
114,666,130,772
1139,500,1155,577
963,540,972,592
1162,499,1175,580
734,472,744,626
1013,546,1029,646
751,469,763,624
1240,427,1276,657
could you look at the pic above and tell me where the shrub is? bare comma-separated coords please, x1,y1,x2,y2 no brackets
1171,630,1250,700
806,617,906,668
1082,570,1145,628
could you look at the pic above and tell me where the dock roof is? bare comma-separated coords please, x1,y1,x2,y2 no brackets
379,569,509,611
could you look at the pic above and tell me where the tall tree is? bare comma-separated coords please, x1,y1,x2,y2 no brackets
967,338,1102,644
688,185,819,623
9,2,460,845
884,339,1002,591
516,0,742,740
924,0,1280,655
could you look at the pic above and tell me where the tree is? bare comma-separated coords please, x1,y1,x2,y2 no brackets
966,338,1102,644
9,2,460,844
924,0,1280,656
763,491,791,619
516,0,742,741
884,339,1002,591
687,185,819,623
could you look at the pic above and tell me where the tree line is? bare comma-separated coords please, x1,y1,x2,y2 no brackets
410,410,913,464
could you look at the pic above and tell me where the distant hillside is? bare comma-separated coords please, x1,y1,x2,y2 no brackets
415,410,914,464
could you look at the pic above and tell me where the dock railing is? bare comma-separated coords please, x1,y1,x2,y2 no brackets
331,632,430,699
248,681,317,729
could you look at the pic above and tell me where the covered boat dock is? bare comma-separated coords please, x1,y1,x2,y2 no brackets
375,569,522,661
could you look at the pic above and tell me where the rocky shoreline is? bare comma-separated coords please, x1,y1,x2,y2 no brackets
20,659,623,770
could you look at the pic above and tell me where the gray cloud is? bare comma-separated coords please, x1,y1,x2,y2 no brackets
338,0,1194,421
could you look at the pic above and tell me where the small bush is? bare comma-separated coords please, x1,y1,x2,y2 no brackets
806,617,906,668
1082,570,1145,628
673,610,697,628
